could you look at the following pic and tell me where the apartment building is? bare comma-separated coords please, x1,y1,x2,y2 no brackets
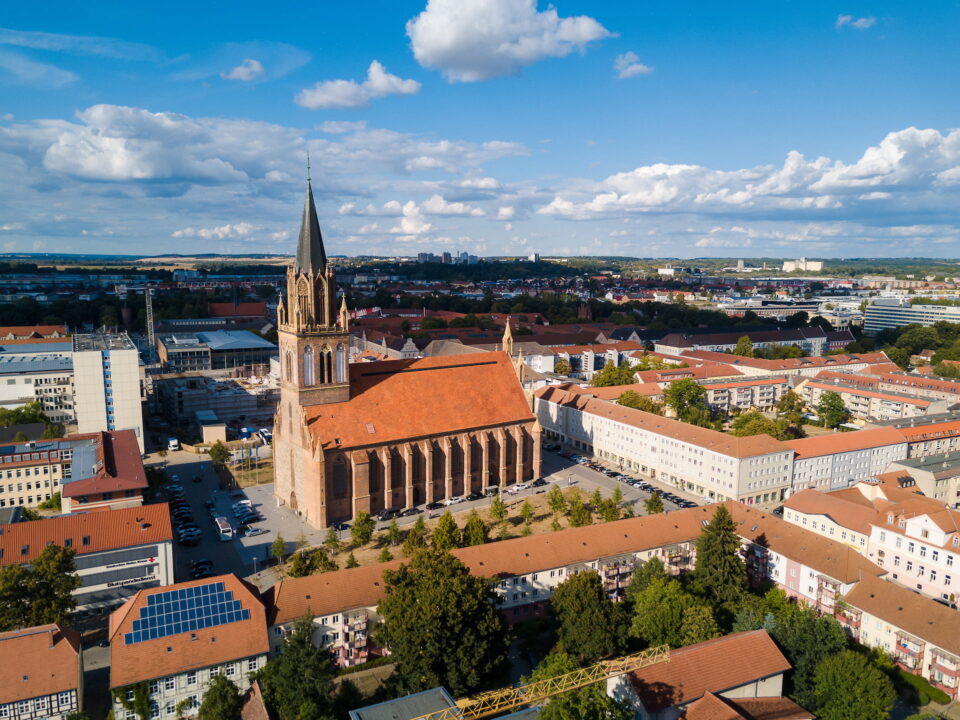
887,416,960,458
0,346,74,424
264,502,884,667
886,453,960,506
870,372,960,403
701,377,790,412
0,624,82,720
0,503,173,611
655,328,829,356
109,575,269,719
841,575,960,699
0,430,147,512
800,377,946,422
671,350,893,378
535,385,794,504
72,333,144,452
785,427,908,492
864,299,960,335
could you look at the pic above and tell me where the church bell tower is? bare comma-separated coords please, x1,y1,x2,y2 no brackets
276,177,351,407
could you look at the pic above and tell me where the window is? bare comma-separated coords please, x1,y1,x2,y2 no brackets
35,697,48,712
58,692,72,705
225,663,236,678
920,546,927,558
210,666,220,677
0,704,8,718
247,658,259,672
907,561,914,572
164,678,175,691
186,671,197,686
17,701,32,715
149,680,160,694
150,703,160,719
165,702,175,716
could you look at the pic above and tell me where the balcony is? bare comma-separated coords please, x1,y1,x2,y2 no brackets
931,650,960,679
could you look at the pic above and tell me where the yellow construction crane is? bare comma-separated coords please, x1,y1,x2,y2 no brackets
408,644,670,720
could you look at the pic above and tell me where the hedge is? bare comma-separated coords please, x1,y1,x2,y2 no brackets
897,669,951,705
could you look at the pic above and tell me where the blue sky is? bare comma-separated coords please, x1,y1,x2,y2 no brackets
1,1,959,258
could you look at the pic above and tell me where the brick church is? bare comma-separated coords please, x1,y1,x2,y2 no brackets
273,181,542,528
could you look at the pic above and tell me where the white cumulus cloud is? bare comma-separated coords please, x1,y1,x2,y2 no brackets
221,58,264,81
614,51,653,79
295,60,421,110
172,222,258,239
836,14,876,30
406,0,613,82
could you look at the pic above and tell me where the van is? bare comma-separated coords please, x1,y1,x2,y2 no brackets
167,437,180,451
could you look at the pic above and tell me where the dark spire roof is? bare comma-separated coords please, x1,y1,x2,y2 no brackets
295,181,326,274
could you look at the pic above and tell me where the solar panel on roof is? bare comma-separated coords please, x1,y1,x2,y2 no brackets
123,581,251,645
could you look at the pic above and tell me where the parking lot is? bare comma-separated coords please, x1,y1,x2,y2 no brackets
150,444,706,586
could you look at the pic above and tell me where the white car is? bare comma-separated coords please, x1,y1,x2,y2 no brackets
169,474,179,483
443,496,465,506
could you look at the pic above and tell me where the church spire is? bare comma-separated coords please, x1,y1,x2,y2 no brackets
502,319,514,357
295,176,327,275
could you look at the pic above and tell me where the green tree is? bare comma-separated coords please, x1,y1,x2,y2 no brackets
694,505,746,604
732,335,754,357
729,411,801,441
345,552,359,569
591,361,638,387
520,499,535,526
884,345,911,369
402,515,428,555
37,492,61,510
547,485,567,516
617,391,664,415
568,495,592,527
463,510,490,546
777,389,805,424
665,378,709,423
554,358,573,376
644,491,664,515
590,488,603,508
679,605,720,646
207,441,231,467
812,650,896,720
625,557,667,601
323,526,341,554
432,511,462,551
816,391,849,428
526,651,633,720
550,570,622,662
12,431,28,442
386,518,401,547
770,605,847,708
350,511,376,547
378,547,394,563
198,675,243,720
315,548,338,573
0,544,80,630
378,549,509,696
597,498,621,522
895,326,939,355
630,576,696,648
611,486,623,507
271,535,286,564
490,495,508,525
257,616,338,720
286,551,316,578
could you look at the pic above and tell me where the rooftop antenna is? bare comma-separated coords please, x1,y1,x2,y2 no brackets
306,151,311,183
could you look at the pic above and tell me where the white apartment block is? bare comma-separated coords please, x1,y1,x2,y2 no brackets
534,386,794,505
801,378,945,422
785,428,909,492
72,334,144,451
0,350,74,425
864,299,960,336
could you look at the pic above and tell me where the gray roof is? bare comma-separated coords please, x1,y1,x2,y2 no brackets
0,341,72,355
295,181,327,274
0,353,72,374
195,331,277,351
349,688,457,720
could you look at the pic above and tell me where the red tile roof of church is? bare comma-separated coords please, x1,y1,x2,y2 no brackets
304,352,534,451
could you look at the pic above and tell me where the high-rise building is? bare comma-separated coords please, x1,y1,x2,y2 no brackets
71,333,144,451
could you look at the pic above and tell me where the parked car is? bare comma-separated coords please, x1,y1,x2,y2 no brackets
377,508,400,521
242,526,268,537
532,478,548,487
513,482,529,492
484,487,500,497
443,496,465,506
425,501,444,511
333,521,350,531
400,507,422,517
466,491,484,501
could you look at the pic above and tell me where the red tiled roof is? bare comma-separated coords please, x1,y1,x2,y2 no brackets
678,350,891,371
207,302,267,318
535,386,789,459
0,504,173,566
557,383,665,400
723,697,813,720
109,574,269,688
266,502,882,625
304,353,534,451
629,631,791,711
0,625,80,704
60,430,148,498
784,488,876,535
844,574,960,657
784,426,907,459
0,325,68,339
896,420,960,443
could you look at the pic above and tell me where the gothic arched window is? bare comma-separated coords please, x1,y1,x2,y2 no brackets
302,345,314,386
297,277,311,322
335,344,346,383
332,456,349,499
284,351,292,381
